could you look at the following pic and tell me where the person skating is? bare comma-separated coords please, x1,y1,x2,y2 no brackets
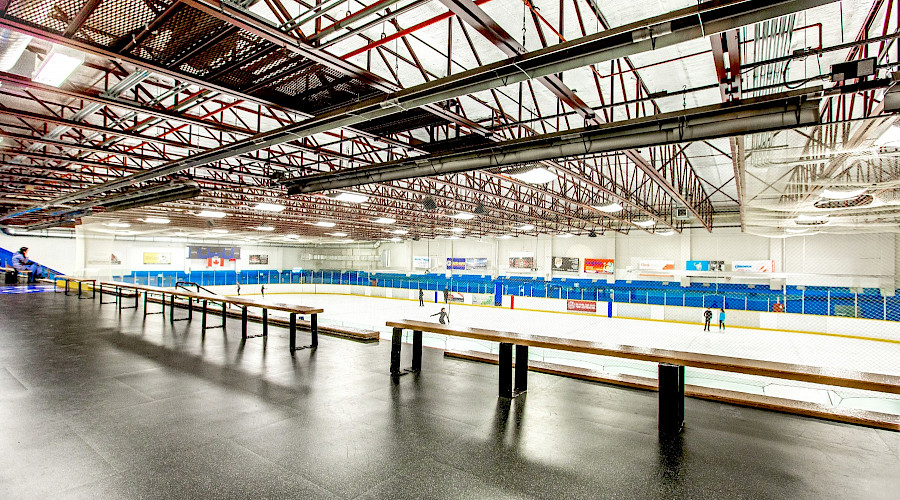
418,288,424,306
260,284,265,298
703,307,712,331
430,307,449,324
443,287,449,304
718,308,726,331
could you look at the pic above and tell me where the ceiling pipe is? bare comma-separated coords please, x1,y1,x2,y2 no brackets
288,92,821,193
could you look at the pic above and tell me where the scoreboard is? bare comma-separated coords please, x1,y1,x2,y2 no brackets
188,246,241,260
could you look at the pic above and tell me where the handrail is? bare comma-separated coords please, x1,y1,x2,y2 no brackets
175,281,218,296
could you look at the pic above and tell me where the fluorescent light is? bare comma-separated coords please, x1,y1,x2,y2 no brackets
449,227,465,233
373,217,396,224
446,236,461,240
210,229,228,234
507,166,557,184
634,219,656,227
796,214,829,222
33,45,84,87
253,226,275,231
104,222,130,228
313,221,336,227
557,233,573,238
593,202,623,213
197,210,226,218
389,237,402,242
785,228,809,234
390,229,408,235
450,211,475,220
330,232,348,237
253,202,285,212
330,192,369,203
820,188,866,200
496,235,513,239
142,217,170,224
284,234,300,239
875,125,900,147
657,230,675,236
515,224,535,231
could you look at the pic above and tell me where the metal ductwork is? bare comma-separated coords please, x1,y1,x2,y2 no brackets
0,28,32,72
2,181,201,230
287,91,822,194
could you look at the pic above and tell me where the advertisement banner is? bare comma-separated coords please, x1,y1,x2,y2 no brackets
640,260,674,271
686,260,709,271
584,258,615,274
732,260,775,273
249,254,268,265
509,252,534,270
552,256,580,272
710,260,725,271
567,300,597,312
446,257,466,270
465,258,488,270
87,253,121,266
143,252,171,265
413,256,430,269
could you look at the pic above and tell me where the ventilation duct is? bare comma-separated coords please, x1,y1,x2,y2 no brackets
0,29,32,72
289,92,821,194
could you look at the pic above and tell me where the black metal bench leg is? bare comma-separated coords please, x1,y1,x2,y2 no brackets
241,306,248,340
202,300,207,330
169,294,175,323
262,309,268,337
142,291,148,317
310,314,317,348
289,312,297,351
499,342,513,398
390,327,403,376
515,345,528,394
658,363,685,434
221,302,227,330
134,289,138,309
411,330,422,372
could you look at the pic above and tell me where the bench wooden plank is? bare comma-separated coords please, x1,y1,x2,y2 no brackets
100,281,323,314
445,349,900,431
387,319,900,395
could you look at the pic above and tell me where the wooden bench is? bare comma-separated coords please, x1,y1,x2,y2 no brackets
100,281,323,353
55,276,97,299
387,319,900,433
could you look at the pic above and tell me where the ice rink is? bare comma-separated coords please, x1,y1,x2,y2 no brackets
222,291,900,415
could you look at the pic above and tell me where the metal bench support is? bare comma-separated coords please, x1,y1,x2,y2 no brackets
658,363,686,434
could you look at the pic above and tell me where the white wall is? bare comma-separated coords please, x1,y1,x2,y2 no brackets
0,232,76,274
6,227,896,289
375,227,899,288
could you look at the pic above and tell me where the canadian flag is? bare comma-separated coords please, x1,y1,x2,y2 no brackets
207,256,224,267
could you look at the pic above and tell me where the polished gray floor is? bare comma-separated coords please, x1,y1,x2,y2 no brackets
0,290,897,499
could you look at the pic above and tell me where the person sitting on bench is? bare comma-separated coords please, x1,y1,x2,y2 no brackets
12,247,42,283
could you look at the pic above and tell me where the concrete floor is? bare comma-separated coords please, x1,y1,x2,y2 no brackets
0,289,897,499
